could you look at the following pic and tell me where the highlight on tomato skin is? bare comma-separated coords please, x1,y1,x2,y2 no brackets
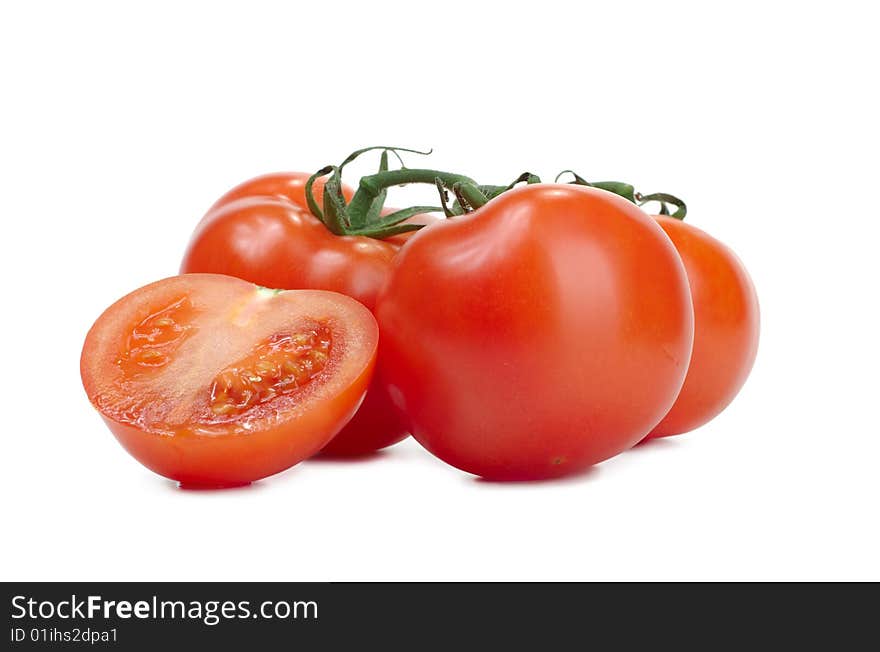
80,274,378,488
645,216,760,439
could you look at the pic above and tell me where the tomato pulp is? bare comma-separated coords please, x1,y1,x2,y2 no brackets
376,184,695,480
646,216,759,438
180,172,436,455
81,274,378,486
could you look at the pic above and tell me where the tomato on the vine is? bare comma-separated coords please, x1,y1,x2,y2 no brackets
80,274,378,486
205,171,355,216
551,180,760,440
180,172,433,455
375,184,695,480
646,216,759,438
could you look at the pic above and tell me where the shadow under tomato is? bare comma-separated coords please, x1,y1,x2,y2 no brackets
307,449,393,465
168,479,265,493
628,435,683,454
472,464,602,487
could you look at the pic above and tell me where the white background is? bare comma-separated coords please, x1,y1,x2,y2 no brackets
1,1,877,581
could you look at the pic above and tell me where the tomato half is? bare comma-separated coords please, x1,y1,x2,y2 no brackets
646,216,759,438
80,274,378,486
376,184,694,480
180,172,431,456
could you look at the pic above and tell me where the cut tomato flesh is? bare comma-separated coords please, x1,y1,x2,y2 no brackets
81,274,378,486
208,324,332,419
116,296,197,377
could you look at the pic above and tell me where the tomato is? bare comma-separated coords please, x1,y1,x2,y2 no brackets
80,274,378,486
182,173,397,310
204,170,354,213
180,172,436,456
646,216,759,438
375,184,694,480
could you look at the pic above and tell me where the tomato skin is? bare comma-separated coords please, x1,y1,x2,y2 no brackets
80,274,378,486
206,171,354,215
181,195,398,309
646,217,759,438
180,173,415,456
376,184,694,480
383,211,444,246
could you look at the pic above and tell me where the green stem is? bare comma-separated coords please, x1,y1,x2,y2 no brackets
590,181,637,203
435,178,456,218
305,166,332,223
339,145,431,173
554,171,636,203
306,146,521,237
349,168,478,215
452,182,488,211
637,192,687,219
304,166,348,235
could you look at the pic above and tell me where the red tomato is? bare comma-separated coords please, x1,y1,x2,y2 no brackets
180,172,435,456
205,171,352,211
80,274,378,486
183,174,396,309
646,216,759,438
376,184,694,480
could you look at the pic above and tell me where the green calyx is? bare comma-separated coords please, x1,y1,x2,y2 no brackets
634,192,687,219
555,170,687,219
437,171,543,217
305,146,479,239
305,146,441,239
305,147,543,238
304,147,687,239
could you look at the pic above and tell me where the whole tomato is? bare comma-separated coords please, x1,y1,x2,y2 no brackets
180,172,425,455
646,216,759,438
375,184,695,480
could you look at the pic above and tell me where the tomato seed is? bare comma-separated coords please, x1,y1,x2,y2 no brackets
208,324,332,418
118,297,195,376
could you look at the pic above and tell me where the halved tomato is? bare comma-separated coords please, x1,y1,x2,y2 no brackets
80,274,378,487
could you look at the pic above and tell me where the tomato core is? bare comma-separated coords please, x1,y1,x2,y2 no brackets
208,324,332,419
